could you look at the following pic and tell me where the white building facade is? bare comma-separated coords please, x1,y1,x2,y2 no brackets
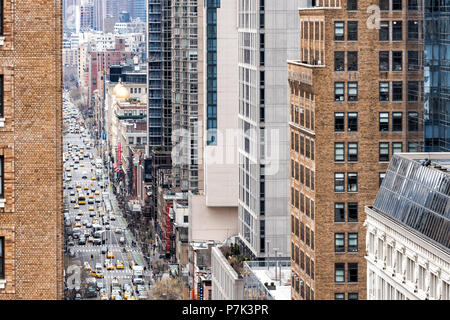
237,0,305,258
365,153,450,300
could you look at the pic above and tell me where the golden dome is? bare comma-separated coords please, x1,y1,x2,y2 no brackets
115,85,130,100
112,82,123,96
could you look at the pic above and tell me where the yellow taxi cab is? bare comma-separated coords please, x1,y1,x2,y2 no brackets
74,222,82,228
96,271,104,279
97,208,103,213
94,190,100,195
106,251,114,259
83,262,92,271
88,206,94,211
123,290,131,300
88,194,94,199
111,277,120,286
65,167,71,172
106,262,114,271
80,163,85,167
73,204,80,209
75,183,82,188
90,270,97,277
116,260,124,270
100,293,109,300
110,291,121,300
88,236,94,243
91,176,97,181
84,186,89,190
127,296,137,300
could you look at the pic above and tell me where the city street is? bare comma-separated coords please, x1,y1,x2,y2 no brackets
63,95,152,300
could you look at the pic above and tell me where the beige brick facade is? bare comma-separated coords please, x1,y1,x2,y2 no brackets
289,1,423,300
0,0,63,299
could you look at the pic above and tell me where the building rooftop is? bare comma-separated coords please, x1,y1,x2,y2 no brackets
244,260,291,300
372,153,450,251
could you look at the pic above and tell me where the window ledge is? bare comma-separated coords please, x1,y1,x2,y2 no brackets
0,280,6,289
0,118,4,127
0,199,5,208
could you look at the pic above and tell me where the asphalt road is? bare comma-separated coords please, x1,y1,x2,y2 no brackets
63,100,151,300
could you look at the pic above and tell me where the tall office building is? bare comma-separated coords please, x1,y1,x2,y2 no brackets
80,1,94,31
424,1,450,151
237,0,304,260
93,0,106,31
0,0,64,299
189,0,239,243
147,0,172,151
129,0,147,22
171,0,203,193
288,0,424,300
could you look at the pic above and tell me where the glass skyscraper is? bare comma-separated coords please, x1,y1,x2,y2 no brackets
424,0,450,151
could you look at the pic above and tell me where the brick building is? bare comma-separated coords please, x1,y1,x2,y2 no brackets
288,0,423,300
0,0,64,299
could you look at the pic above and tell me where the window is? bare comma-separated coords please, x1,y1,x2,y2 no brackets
408,51,420,71
348,203,358,222
348,263,358,282
406,258,415,283
347,22,358,41
392,82,403,101
379,112,389,131
408,142,419,152
305,226,310,246
392,142,403,154
379,51,389,71
335,233,345,253
392,21,402,41
379,82,389,101
379,21,389,41
348,143,358,162
0,156,3,198
348,233,358,252
334,173,345,192
300,222,305,242
335,293,345,300
335,203,345,222
334,51,345,71
335,113,345,132
348,113,358,132
347,173,358,192
0,237,4,279
379,0,389,10
335,263,345,283
335,82,345,101
418,265,426,291
379,173,386,187
347,51,358,71
348,82,358,101
348,293,359,300
392,51,402,71
408,21,419,40
335,143,345,162
392,112,403,131
408,0,419,10
392,0,402,10
407,81,419,101
379,142,390,162
347,0,357,10
334,22,345,41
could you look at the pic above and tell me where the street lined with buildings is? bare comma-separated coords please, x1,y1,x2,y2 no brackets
0,0,448,301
